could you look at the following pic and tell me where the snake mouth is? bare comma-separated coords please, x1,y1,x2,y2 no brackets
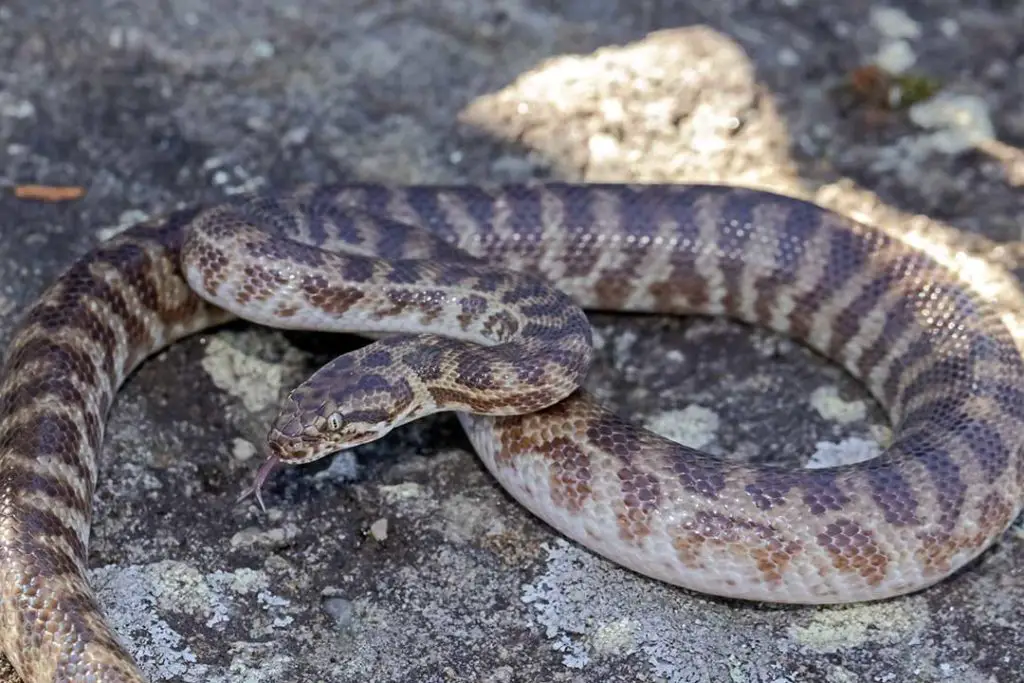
266,428,382,465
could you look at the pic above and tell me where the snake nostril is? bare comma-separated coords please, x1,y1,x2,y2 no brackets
275,414,305,438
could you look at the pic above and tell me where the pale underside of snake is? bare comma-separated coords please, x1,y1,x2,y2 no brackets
0,183,1023,683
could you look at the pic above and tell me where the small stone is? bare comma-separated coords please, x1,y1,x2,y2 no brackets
869,7,922,40
232,438,257,462
368,518,389,541
873,40,917,74
322,596,354,628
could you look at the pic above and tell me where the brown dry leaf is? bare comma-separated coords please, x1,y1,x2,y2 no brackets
14,184,86,201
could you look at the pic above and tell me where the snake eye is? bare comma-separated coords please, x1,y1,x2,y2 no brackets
326,413,344,431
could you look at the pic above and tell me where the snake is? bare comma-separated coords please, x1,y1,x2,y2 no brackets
0,183,1022,682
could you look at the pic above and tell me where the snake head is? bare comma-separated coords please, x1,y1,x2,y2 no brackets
240,341,428,508
266,345,423,466
240,380,401,511
266,402,390,464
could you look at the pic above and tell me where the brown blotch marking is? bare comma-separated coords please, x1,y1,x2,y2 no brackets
384,376,416,418
1017,447,1024,490
581,412,661,543
193,240,230,294
615,461,660,544
129,251,164,313
2,411,92,489
593,272,633,310
647,266,710,314
0,387,104,462
455,352,495,391
854,325,899,386
784,288,826,345
664,447,727,500
13,507,89,577
302,273,365,314
243,227,326,268
750,274,788,329
670,511,804,583
24,279,130,381
0,461,90,525
561,242,602,280
341,257,376,283
274,304,299,318
86,271,156,354
481,310,519,340
376,289,445,323
11,568,127,657
544,436,593,513
75,307,122,380
158,272,211,326
457,294,488,331
493,400,574,458
238,263,289,305
500,282,545,305
3,338,99,405
495,419,530,469
915,492,1017,577
717,263,750,316
583,415,660,543
816,518,889,586
428,384,555,415
401,345,445,382
360,348,394,368
915,532,970,578
976,491,1017,533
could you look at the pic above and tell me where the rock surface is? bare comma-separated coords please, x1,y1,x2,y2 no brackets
0,1,1022,682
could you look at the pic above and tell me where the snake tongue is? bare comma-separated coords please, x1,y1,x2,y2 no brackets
237,455,282,512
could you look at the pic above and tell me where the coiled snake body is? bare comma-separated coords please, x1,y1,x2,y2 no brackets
1,183,1022,682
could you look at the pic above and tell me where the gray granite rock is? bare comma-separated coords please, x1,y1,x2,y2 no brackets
0,1,1021,682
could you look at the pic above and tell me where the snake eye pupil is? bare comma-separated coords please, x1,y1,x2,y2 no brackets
326,413,343,431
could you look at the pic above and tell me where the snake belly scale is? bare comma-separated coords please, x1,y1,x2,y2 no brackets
0,183,1021,682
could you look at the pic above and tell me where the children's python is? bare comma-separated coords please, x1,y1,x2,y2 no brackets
1,183,1022,682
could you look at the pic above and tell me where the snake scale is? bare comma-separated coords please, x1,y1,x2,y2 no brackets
1,183,1022,682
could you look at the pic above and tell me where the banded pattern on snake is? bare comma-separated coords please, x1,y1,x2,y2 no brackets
0,183,1022,682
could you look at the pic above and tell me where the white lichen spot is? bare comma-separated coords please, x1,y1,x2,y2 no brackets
230,523,302,549
869,7,922,40
777,47,800,67
938,19,959,37
612,329,639,368
909,93,995,153
809,386,867,424
313,449,360,483
232,437,257,461
378,482,425,502
222,567,270,595
589,132,618,161
200,330,303,413
91,562,202,681
522,540,782,681
873,39,917,74
368,517,389,541
91,561,270,681
789,602,926,653
592,618,641,656
647,404,720,449
258,590,291,609
806,438,881,469
0,92,35,118
96,210,153,241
